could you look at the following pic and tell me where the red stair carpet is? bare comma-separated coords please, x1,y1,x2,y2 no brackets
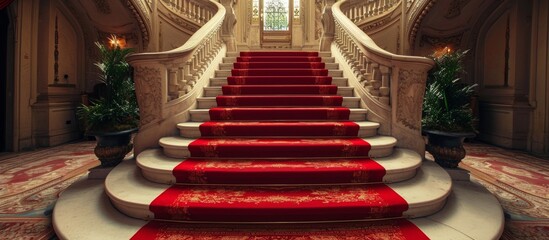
134,51,429,239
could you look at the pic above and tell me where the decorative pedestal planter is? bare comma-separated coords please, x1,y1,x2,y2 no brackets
91,128,137,167
424,130,475,168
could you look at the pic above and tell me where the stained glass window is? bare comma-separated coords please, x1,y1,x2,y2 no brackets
263,0,289,31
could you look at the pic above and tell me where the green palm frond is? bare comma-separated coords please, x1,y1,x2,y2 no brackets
77,42,139,133
422,49,477,132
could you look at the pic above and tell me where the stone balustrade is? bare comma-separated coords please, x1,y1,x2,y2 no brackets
344,0,400,23
161,0,216,25
330,0,434,155
126,0,227,154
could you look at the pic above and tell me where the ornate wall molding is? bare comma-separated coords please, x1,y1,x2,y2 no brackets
123,0,150,48
134,66,162,126
419,33,463,48
361,14,394,32
408,0,437,46
396,69,427,131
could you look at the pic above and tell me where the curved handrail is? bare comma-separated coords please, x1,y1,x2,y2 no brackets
127,1,224,62
334,1,432,66
331,0,434,155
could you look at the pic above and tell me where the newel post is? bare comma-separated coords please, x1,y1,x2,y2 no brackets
319,0,336,51
220,0,237,52
391,63,433,156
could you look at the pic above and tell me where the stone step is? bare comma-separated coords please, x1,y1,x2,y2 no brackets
209,76,349,87
218,62,339,70
203,86,354,97
215,69,344,78
222,56,336,64
137,148,421,185
196,96,361,108
158,135,396,159
188,107,367,122
177,121,380,138
53,168,505,239
104,160,451,222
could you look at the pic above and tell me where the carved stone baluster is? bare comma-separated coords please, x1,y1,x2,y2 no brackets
177,65,185,96
206,36,213,61
201,7,206,24
197,45,205,75
369,63,381,97
184,61,193,93
184,0,189,18
359,56,369,84
190,2,196,22
379,65,390,105
353,50,364,76
168,66,179,100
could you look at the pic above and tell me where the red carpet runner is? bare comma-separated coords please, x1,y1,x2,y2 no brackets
132,219,429,240
136,51,428,238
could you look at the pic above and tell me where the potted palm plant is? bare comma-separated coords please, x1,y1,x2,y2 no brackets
422,48,477,168
78,36,139,167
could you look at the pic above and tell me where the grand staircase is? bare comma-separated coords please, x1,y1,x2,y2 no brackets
53,51,504,239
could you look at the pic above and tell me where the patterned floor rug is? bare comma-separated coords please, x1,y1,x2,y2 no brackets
460,142,549,240
0,141,99,239
1,140,547,239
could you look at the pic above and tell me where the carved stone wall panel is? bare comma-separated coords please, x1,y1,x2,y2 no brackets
419,33,463,48
134,66,162,126
396,69,427,131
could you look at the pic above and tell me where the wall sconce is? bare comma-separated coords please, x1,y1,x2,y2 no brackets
432,46,453,58
108,34,126,49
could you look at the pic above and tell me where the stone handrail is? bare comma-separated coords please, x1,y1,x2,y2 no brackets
330,0,434,155
344,0,400,25
127,0,226,154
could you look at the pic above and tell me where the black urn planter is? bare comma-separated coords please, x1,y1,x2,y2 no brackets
424,130,475,168
90,128,137,167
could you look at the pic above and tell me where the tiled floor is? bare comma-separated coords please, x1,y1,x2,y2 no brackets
0,140,547,239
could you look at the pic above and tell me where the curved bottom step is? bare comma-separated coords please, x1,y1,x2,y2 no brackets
105,160,451,222
53,170,503,239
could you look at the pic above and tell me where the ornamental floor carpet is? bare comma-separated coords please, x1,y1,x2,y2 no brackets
0,141,99,240
0,141,547,239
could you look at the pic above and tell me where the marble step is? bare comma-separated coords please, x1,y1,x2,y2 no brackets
104,160,451,222
53,168,504,240
203,86,355,97
215,69,344,78
177,121,380,138
196,96,361,108
209,76,349,87
158,135,397,159
188,108,367,122
222,57,336,64
137,148,421,185
218,62,340,70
